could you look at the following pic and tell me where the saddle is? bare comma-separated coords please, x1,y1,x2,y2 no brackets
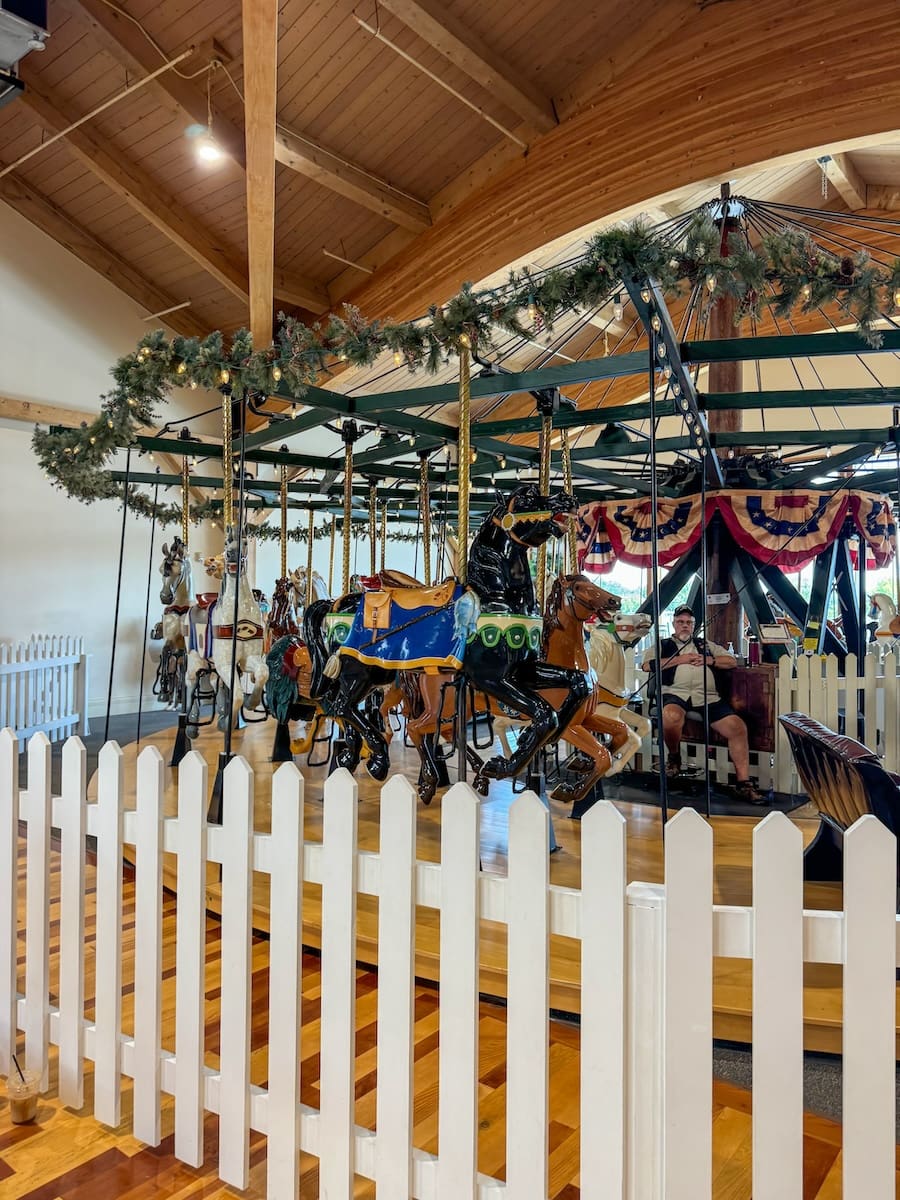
362,580,457,630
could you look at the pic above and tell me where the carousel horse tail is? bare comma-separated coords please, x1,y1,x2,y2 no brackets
303,598,337,700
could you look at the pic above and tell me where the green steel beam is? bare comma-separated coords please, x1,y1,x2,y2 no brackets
684,328,900,364
472,397,675,438
701,387,900,412
762,444,874,490
709,429,886,448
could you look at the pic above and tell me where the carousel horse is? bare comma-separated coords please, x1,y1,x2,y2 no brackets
396,573,624,804
267,576,299,647
869,592,900,648
587,610,654,774
185,525,269,733
302,483,613,798
288,566,331,615
152,537,192,707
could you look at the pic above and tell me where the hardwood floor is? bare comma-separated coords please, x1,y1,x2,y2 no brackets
95,719,894,1055
3,832,878,1199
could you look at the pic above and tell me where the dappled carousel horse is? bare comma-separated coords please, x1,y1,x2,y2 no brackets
185,526,268,733
151,537,191,707
870,592,900,650
301,483,611,798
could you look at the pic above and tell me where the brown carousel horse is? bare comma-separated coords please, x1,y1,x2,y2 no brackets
539,574,631,803
387,572,624,804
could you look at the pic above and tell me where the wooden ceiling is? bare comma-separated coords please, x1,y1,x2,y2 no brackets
5,0,900,480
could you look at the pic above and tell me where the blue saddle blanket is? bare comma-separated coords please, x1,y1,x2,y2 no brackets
338,585,477,670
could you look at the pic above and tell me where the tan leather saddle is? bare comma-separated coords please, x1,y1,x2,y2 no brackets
362,580,457,630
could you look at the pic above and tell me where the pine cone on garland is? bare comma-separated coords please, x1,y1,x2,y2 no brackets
839,256,856,281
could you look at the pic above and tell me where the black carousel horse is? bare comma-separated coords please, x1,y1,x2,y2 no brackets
300,483,619,797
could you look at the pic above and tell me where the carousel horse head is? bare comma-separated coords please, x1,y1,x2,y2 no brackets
541,573,621,657
203,552,225,580
288,566,331,608
159,536,190,605
611,610,654,645
490,482,577,548
223,524,247,575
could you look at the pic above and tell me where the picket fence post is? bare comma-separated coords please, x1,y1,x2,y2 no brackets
24,732,51,1089
58,736,87,1109
319,767,360,1199
437,780,481,1198
94,742,124,1126
0,727,18,1072
624,881,664,1200
133,746,164,1144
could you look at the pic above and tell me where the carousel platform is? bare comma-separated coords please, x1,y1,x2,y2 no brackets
93,716,899,1058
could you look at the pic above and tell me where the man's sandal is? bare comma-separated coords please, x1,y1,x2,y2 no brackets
733,779,767,805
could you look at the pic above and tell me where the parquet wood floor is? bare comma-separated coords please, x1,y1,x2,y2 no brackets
5,834,891,1199
97,721,900,1056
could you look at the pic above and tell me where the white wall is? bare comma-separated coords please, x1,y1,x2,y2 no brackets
0,204,194,718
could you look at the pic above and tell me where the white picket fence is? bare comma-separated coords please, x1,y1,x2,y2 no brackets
0,636,89,747
1,727,898,1198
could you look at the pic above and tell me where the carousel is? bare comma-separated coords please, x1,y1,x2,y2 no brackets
35,192,900,1041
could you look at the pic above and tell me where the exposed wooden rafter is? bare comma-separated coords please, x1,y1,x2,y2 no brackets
818,152,868,209
375,0,556,134
274,127,431,232
18,70,328,314
242,0,278,348
0,170,209,338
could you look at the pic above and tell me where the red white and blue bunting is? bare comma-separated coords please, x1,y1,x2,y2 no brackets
578,490,895,574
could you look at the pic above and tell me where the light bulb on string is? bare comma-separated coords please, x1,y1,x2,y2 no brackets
640,288,651,303
271,365,282,383
894,287,900,309
826,447,832,458
219,368,230,385
706,274,717,293
527,296,537,325
612,294,623,321
650,313,661,333
176,361,187,375
393,350,403,366
800,283,812,302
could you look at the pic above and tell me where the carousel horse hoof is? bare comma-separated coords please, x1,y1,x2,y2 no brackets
473,773,490,797
365,752,391,782
566,752,594,774
418,780,436,805
479,755,512,780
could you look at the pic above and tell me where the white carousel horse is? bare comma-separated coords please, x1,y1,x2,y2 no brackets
869,592,900,650
287,566,331,615
586,611,654,775
152,537,192,707
185,526,269,732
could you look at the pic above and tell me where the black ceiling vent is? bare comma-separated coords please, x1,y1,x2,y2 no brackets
0,1,49,73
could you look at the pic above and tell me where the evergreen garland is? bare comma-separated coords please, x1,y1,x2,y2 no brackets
33,213,900,527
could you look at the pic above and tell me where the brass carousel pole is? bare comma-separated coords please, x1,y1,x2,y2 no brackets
456,336,471,583
341,421,358,593
536,410,553,608
560,428,577,572
306,507,315,608
368,479,378,576
419,451,432,586
279,463,289,581
328,514,336,596
380,500,387,573
222,387,234,529
181,454,190,549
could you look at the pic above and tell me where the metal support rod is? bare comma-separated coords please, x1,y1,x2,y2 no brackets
181,455,190,548
222,393,249,770
698,460,711,819
380,501,387,573
536,411,552,608
457,339,471,582
104,446,132,743
560,428,577,572
221,386,234,527
280,463,288,580
647,332,669,829
342,424,356,594
328,514,336,596
136,481,160,748
306,508,315,608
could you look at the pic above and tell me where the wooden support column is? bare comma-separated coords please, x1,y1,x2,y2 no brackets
705,195,742,650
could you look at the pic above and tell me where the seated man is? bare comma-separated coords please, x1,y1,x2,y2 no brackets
641,605,765,804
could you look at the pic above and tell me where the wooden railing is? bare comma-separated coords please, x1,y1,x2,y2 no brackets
2,729,898,1197
0,636,88,747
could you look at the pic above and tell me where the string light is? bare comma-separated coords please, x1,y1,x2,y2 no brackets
650,313,661,333
393,349,403,366
894,288,900,309
189,379,198,389
800,283,811,302
612,294,623,321
271,365,282,383
176,361,187,375
527,297,537,325
219,368,230,384
459,332,471,348
498,455,506,469
706,274,717,293
469,448,478,464
640,288,651,303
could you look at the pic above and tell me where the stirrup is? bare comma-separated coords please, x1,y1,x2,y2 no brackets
665,754,682,779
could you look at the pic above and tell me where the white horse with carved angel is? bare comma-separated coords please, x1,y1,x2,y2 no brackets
151,537,192,708
185,526,269,733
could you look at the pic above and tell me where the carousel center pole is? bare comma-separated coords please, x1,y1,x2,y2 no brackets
419,451,432,586
380,500,388,574
279,461,289,581
169,441,193,766
328,513,336,596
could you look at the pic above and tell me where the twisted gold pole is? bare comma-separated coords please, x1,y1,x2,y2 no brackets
343,438,353,593
420,453,432,586
456,338,471,582
380,501,387,573
328,514,336,596
279,464,288,580
306,507,315,608
560,428,577,572
536,411,552,608
181,456,190,547
221,390,233,528
368,480,378,576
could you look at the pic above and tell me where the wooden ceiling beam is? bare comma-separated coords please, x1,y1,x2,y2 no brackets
865,185,900,210
274,127,431,232
375,0,556,134
0,170,209,338
818,152,868,209
242,0,278,348
64,0,246,168
0,394,96,428
18,71,329,316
